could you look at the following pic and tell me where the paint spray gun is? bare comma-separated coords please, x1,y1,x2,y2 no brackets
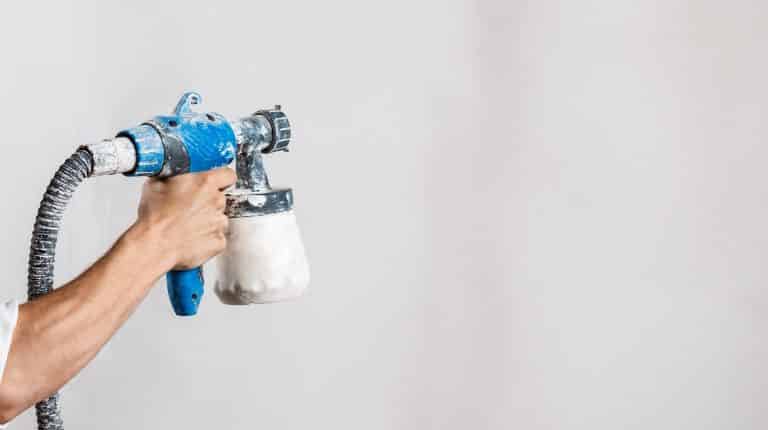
26,92,310,428
86,91,310,314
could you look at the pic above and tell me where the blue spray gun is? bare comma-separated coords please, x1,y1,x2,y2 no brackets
30,91,308,314
109,91,303,315
27,92,310,428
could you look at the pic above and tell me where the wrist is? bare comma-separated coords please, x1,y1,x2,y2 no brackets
122,220,177,274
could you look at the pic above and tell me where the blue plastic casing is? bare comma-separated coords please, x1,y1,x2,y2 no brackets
166,268,204,316
117,125,165,175
119,92,237,177
118,92,237,316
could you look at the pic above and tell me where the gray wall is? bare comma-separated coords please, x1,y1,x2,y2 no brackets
1,0,766,428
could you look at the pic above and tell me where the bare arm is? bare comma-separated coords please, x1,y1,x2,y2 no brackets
0,167,236,422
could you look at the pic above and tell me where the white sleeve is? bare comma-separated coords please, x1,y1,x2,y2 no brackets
0,300,19,429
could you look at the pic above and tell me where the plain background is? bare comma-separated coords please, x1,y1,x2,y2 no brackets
1,0,766,428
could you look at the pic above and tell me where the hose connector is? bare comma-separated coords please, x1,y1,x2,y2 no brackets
84,137,137,176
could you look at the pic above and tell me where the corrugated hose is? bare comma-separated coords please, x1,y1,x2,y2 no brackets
27,148,94,430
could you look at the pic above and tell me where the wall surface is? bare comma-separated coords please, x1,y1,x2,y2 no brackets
1,0,766,429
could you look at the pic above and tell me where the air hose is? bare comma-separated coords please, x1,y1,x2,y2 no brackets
27,148,93,430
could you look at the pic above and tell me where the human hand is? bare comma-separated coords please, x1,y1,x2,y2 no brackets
134,168,236,270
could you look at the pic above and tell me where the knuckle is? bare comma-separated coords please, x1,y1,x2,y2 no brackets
224,169,237,183
215,235,227,251
216,168,236,186
218,214,229,229
219,165,233,175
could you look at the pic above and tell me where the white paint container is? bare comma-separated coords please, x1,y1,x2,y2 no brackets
214,210,310,304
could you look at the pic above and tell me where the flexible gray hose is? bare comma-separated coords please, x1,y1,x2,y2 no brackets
27,148,93,430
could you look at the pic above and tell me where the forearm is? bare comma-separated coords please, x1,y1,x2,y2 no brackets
0,222,173,419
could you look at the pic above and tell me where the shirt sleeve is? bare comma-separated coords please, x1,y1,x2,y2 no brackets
0,300,19,429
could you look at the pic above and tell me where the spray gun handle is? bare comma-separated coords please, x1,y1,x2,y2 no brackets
166,267,204,316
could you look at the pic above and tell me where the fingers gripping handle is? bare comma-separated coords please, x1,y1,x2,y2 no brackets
166,267,204,316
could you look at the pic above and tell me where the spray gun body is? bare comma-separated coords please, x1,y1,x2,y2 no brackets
87,92,308,316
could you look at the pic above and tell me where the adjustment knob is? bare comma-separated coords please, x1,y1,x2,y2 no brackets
255,105,291,153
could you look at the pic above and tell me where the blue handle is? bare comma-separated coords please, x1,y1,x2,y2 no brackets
166,267,204,316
